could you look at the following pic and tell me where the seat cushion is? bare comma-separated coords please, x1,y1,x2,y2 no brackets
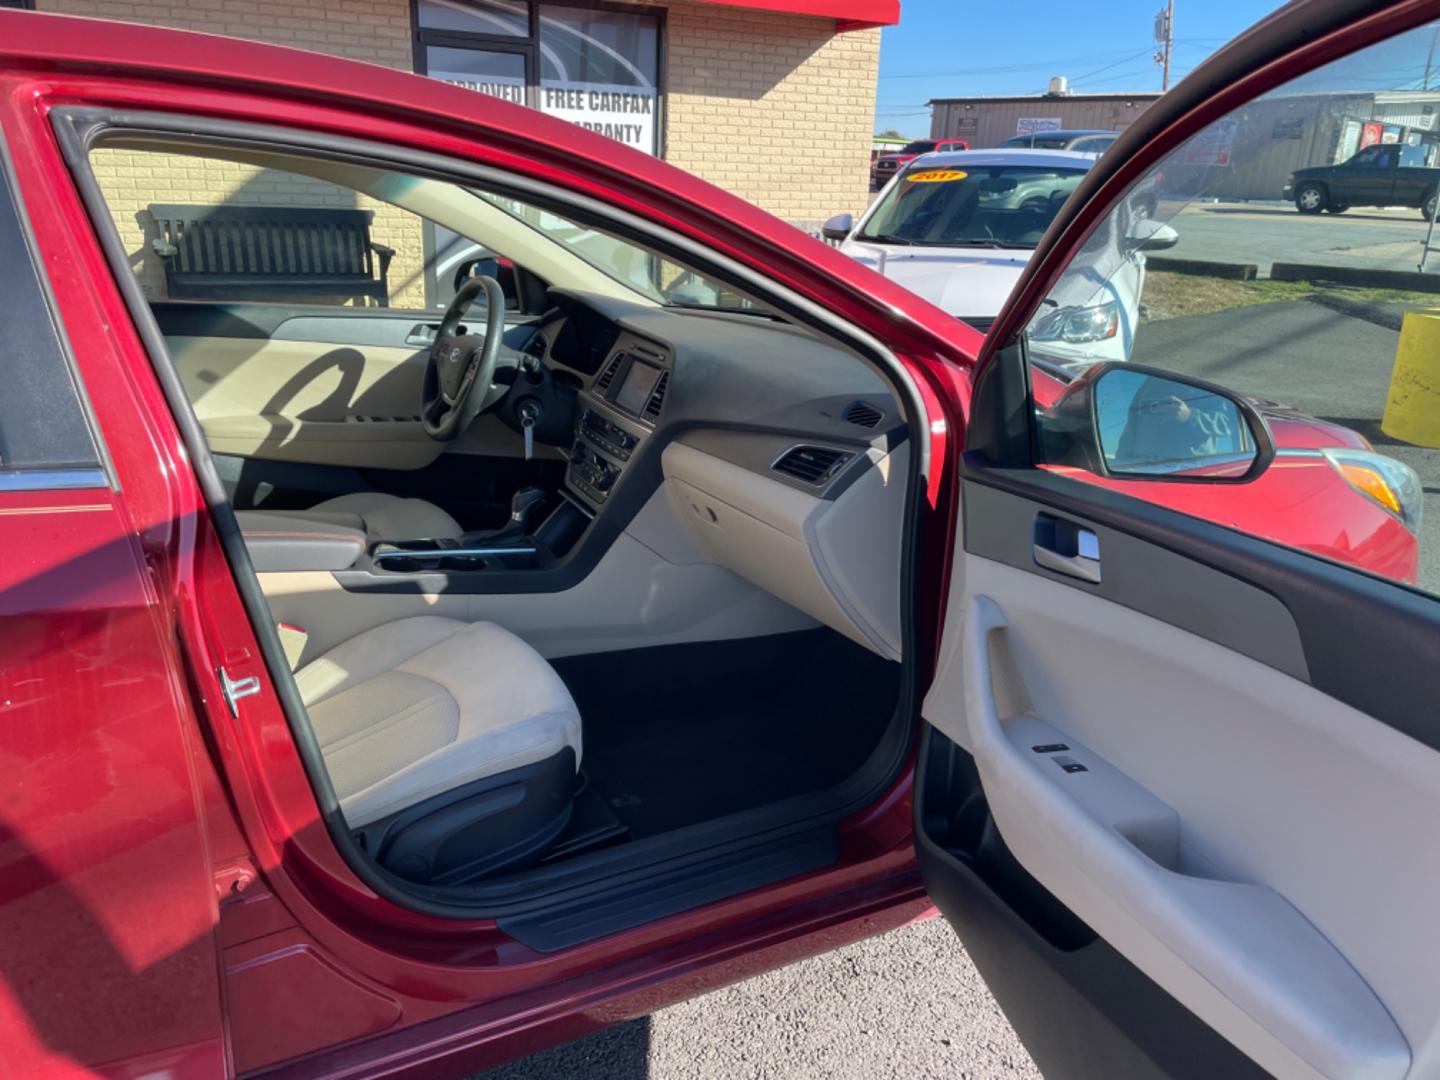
296,616,581,828
307,492,463,542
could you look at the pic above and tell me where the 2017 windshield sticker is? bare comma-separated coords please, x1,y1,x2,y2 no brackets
905,169,968,183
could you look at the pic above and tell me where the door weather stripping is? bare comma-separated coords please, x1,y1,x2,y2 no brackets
218,667,262,718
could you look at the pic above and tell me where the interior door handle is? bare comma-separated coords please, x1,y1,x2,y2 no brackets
1032,514,1101,583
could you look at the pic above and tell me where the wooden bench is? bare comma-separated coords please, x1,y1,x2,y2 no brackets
148,204,395,305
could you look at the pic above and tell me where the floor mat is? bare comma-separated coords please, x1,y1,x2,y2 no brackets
550,630,901,839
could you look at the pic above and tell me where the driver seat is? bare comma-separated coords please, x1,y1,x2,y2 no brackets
304,492,463,542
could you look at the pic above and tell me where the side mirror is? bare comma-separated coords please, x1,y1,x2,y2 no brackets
1041,363,1274,482
821,213,854,241
454,254,519,309
1124,218,1179,253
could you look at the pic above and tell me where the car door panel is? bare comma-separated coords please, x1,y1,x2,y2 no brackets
922,468,1440,1078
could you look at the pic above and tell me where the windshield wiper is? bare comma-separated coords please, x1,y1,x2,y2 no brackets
945,239,1028,249
854,233,915,245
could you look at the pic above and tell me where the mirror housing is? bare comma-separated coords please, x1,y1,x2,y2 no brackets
1039,362,1274,482
821,213,854,241
1123,218,1179,254
454,253,519,309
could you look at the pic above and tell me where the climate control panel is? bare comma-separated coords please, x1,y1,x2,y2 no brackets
569,441,620,503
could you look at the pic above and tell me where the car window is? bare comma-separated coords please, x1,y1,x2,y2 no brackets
1025,19,1440,599
0,144,103,480
87,144,751,314
858,164,1089,249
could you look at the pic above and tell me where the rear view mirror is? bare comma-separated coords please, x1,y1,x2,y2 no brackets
822,213,854,241
1041,363,1274,482
1124,218,1179,253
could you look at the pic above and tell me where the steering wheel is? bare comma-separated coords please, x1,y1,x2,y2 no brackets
421,275,506,440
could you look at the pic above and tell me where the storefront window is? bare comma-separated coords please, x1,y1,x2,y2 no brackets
538,6,658,154
417,0,528,36
415,0,662,156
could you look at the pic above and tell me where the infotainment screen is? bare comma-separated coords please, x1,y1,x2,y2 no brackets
613,359,663,415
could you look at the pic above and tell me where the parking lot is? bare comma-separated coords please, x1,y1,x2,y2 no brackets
1162,201,1439,274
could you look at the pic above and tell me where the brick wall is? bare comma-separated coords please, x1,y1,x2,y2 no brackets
43,0,412,69
664,1,880,225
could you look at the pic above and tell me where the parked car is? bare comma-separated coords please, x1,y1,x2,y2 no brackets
1285,142,1440,218
998,127,1120,153
1,5,1436,1080
871,137,970,187
826,149,1159,350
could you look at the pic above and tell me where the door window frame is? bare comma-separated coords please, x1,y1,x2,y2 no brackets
411,0,668,157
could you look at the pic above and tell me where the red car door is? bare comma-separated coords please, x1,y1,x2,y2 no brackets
919,2,1440,1078
0,104,228,1079
0,12,980,1076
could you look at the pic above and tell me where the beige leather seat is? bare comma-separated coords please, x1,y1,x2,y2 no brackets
305,492,463,542
294,615,582,830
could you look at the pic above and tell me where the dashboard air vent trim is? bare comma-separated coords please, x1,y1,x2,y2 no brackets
842,400,883,428
643,370,670,422
596,353,624,391
771,445,853,486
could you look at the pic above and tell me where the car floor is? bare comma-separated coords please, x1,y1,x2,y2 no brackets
550,629,901,840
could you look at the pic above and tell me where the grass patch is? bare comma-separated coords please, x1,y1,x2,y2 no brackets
1141,271,1440,322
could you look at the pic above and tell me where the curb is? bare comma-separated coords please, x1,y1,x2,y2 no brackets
1145,256,1257,280
1305,292,1413,332
1271,262,1440,293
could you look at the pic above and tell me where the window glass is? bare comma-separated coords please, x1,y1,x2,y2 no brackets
426,46,527,105
901,140,939,154
1026,19,1440,597
859,164,1088,249
417,0,527,36
538,4,659,155
88,142,754,315
0,157,100,474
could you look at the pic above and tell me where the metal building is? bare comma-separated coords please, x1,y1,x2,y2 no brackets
928,90,1162,149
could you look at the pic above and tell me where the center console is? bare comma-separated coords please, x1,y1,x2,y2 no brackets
566,334,671,511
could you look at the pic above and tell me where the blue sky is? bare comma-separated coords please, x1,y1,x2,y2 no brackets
874,0,1286,136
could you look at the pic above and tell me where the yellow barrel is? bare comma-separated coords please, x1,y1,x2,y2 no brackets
1382,309,1440,448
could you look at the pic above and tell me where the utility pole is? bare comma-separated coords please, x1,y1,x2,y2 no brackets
1155,0,1175,92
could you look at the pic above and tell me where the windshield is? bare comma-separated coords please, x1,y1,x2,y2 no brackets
856,164,1089,248
901,140,939,154
473,190,767,313
1003,135,1077,150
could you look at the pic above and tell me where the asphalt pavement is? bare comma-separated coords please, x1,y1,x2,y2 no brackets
1161,201,1439,275
470,916,1040,1080
1134,298,1440,593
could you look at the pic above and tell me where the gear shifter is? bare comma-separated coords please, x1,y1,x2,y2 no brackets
459,485,547,548
507,486,546,533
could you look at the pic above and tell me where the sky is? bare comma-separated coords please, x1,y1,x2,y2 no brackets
874,0,1288,137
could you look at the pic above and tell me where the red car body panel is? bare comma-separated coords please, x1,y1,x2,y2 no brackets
0,5,1423,1076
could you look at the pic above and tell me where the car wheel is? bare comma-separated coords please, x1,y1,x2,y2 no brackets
1295,183,1327,214
1423,191,1438,221
1327,204,1349,214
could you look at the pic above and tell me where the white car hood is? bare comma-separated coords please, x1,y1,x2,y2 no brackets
838,240,1033,320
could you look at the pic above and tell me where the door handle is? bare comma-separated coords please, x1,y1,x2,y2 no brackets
1032,514,1101,583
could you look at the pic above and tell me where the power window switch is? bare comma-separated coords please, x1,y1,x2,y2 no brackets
1031,743,1069,754
1053,755,1088,774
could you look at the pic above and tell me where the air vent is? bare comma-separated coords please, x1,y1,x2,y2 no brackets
772,445,852,485
596,353,624,391
842,400,883,428
643,370,670,421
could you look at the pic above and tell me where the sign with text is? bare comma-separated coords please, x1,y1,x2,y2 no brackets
1181,117,1238,166
1015,117,1062,137
542,82,658,155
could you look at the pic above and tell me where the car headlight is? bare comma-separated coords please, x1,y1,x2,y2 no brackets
1322,448,1424,534
1031,302,1120,344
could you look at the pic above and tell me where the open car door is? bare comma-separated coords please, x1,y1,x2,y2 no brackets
917,2,1440,1078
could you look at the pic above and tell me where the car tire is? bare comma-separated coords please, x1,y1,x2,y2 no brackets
1423,190,1438,221
1295,183,1327,214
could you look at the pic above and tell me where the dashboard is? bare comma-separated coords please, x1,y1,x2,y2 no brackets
538,289,912,659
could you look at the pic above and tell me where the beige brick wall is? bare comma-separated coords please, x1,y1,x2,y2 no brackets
42,0,412,69
664,2,879,224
